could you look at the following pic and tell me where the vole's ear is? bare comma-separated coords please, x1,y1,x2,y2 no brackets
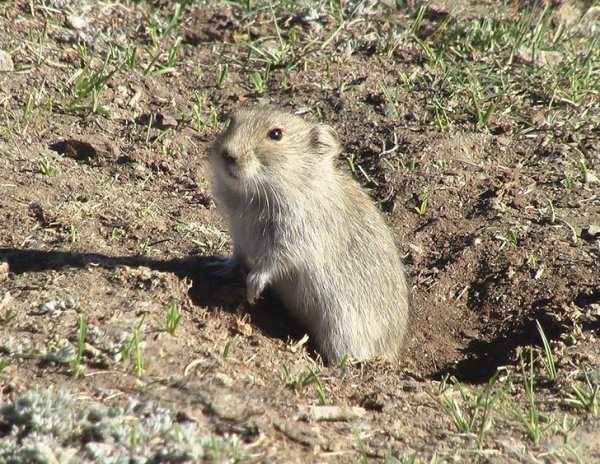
310,124,341,157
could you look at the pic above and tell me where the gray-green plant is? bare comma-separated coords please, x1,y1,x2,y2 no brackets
415,189,429,215
144,36,181,76
432,99,450,131
393,5,599,135
72,314,87,377
1,308,15,324
546,199,556,224
190,91,220,134
279,364,328,404
509,348,549,443
536,320,557,382
165,301,182,336
122,318,145,377
501,230,518,246
216,63,228,89
0,387,243,462
63,53,121,114
68,224,79,243
438,373,504,448
566,372,600,416
248,64,271,94
0,356,7,373
38,157,57,176
126,46,140,70
222,335,240,360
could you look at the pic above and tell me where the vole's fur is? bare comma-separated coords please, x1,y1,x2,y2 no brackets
209,106,411,363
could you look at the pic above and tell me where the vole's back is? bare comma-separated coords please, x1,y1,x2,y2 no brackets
209,106,411,362
273,170,410,361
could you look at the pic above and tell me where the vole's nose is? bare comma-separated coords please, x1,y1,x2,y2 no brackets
221,148,238,165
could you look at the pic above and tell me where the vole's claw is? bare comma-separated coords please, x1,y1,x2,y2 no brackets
246,271,269,305
246,286,257,305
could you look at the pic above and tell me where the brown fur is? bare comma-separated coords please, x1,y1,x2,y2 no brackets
209,106,411,363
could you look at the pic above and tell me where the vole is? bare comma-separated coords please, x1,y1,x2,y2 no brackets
208,106,411,363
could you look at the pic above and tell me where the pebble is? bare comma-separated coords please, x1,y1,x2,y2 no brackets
0,50,14,72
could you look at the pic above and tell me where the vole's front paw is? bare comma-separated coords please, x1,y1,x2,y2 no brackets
246,271,269,305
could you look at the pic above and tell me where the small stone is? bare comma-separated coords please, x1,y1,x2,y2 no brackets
0,262,9,282
531,111,547,128
32,299,78,316
583,225,600,240
214,372,234,387
206,391,249,421
495,136,511,147
408,243,424,255
159,114,177,129
584,170,599,184
383,103,398,119
135,113,178,130
538,50,564,67
132,163,150,179
553,3,581,26
43,342,76,364
48,135,118,162
516,47,563,67
587,369,600,385
66,14,88,30
579,6,600,34
0,50,14,72
0,292,12,311
274,421,325,447
360,392,385,412
300,405,366,422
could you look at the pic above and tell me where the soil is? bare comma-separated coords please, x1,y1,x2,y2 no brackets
0,0,599,462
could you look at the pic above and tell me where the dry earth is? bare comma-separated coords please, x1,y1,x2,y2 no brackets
0,0,599,462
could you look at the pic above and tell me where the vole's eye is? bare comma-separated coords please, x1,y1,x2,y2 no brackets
267,128,283,141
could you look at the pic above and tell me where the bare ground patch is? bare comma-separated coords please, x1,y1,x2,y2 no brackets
1,0,599,462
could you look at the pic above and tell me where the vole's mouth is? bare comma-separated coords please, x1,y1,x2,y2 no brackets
224,162,242,179
218,149,248,180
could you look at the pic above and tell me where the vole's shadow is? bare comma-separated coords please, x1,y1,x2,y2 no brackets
0,248,303,344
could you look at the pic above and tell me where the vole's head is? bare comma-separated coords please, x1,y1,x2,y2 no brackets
209,106,340,191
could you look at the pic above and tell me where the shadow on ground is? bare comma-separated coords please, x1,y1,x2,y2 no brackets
438,311,565,383
0,247,303,348
4,247,589,381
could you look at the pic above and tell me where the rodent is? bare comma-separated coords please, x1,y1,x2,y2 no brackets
208,105,411,363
